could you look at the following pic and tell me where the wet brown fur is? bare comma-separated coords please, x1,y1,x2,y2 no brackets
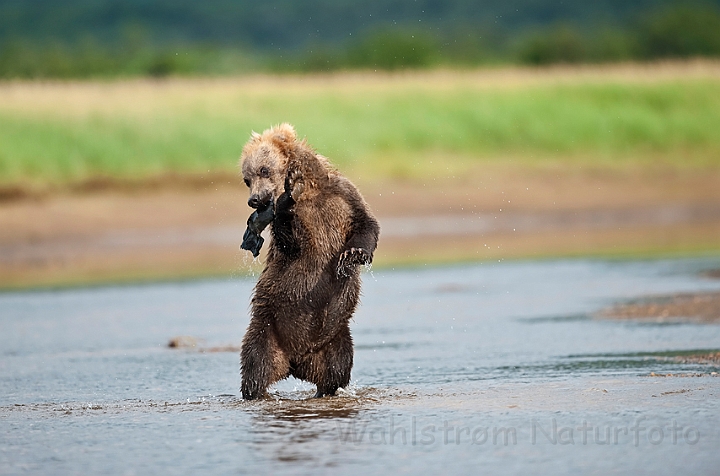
239,124,380,399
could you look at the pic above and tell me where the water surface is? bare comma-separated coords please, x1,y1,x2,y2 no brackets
2,258,720,474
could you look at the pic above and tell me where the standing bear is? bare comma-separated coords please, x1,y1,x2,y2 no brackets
238,124,380,400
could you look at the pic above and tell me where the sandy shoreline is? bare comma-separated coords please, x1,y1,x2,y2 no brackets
598,290,720,323
1,165,719,288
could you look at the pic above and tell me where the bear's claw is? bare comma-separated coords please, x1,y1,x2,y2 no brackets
286,167,305,201
291,180,305,202
337,247,370,278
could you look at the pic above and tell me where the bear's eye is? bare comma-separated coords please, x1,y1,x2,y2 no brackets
259,166,270,178
243,178,250,187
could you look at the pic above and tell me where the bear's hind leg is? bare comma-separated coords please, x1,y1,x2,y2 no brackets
312,324,353,398
240,325,289,400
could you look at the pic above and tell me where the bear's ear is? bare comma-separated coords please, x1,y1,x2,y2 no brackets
270,123,297,145
268,123,298,162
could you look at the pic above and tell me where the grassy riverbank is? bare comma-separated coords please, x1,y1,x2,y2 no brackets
1,62,719,192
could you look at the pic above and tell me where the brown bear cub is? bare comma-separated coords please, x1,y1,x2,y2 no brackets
239,124,380,400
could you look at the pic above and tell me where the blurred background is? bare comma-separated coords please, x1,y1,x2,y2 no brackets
2,0,720,77
1,0,720,288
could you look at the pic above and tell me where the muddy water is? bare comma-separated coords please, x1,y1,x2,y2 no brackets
2,257,720,474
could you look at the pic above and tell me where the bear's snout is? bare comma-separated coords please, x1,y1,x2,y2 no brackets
248,192,272,209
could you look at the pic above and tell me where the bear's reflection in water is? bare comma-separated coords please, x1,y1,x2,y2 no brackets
245,388,381,464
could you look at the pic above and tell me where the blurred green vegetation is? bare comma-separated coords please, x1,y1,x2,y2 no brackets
1,2,720,77
516,5,720,65
0,41,262,79
1,77,719,186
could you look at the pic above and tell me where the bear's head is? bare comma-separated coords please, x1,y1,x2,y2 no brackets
240,123,298,209
240,123,333,210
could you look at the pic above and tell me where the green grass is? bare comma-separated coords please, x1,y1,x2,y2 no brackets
2,73,720,186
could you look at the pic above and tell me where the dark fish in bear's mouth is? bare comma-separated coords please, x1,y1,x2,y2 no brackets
241,199,275,257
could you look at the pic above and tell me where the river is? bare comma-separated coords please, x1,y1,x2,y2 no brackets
2,257,720,474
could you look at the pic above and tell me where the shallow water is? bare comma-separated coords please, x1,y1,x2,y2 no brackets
2,257,720,474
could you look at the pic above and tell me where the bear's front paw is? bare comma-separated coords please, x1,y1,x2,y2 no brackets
285,168,305,202
337,247,371,278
